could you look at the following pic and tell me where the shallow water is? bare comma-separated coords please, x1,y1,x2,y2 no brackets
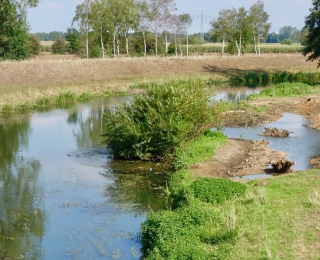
217,113,320,172
0,97,170,259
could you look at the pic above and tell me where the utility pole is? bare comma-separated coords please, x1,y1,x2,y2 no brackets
192,11,214,44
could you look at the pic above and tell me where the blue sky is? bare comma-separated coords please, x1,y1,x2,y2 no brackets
27,0,312,34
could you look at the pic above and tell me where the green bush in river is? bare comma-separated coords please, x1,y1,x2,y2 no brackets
103,78,215,160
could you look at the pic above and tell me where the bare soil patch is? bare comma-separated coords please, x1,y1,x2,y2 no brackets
192,95,320,178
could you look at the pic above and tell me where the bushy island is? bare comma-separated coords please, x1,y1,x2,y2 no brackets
102,78,320,259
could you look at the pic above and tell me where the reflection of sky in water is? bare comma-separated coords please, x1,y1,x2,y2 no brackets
216,113,320,171
210,87,262,103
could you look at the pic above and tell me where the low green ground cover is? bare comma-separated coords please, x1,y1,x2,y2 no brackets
230,71,320,86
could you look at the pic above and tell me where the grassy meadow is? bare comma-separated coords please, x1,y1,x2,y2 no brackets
0,52,318,116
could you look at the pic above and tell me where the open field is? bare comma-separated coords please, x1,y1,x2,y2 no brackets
1,53,318,109
40,41,54,46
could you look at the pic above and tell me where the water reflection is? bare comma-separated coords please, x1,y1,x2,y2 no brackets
0,116,45,259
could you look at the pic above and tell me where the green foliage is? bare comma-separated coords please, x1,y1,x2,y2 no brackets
0,0,30,60
28,34,41,56
52,36,67,54
230,71,320,86
103,78,215,160
174,130,227,170
255,82,315,97
189,178,247,204
141,201,223,260
66,32,80,54
281,38,293,45
303,0,320,67
33,31,66,41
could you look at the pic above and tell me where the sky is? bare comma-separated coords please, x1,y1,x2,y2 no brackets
27,0,313,34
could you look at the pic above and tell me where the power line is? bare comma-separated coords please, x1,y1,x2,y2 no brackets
192,10,214,43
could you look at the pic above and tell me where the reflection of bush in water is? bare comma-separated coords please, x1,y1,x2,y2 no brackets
0,158,45,259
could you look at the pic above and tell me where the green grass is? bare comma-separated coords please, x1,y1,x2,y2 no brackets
174,130,227,170
231,170,320,259
251,82,319,98
230,71,320,86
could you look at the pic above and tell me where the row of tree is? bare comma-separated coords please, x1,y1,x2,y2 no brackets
69,0,195,58
209,0,270,56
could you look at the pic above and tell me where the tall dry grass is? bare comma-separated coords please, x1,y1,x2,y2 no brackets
0,53,317,111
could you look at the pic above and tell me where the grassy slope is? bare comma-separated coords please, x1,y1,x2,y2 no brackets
232,170,320,259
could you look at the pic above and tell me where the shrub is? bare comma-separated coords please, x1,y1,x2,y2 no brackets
103,78,215,160
281,38,294,45
189,178,246,204
28,35,41,56
52,36,67,54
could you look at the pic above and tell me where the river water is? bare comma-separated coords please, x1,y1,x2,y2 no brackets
0,97,169,259
0,88,319,259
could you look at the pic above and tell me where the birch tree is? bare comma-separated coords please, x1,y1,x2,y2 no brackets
72,0,91,59
210,9,236,55
178,13,192,56
146,0,176,56
249,0,270,55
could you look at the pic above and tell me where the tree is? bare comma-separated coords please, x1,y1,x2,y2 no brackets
146,0,177,56
278,26,300,43
303,0,320,67
73,0,91,59
248,0,271,55
210,8,237,55
299,27,309,46
66,31,80,54
178,13,192,56
0,0,30,60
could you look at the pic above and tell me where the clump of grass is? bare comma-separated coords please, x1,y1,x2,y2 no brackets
308,189,320,206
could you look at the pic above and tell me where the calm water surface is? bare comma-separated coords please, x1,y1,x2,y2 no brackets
0,97,169,259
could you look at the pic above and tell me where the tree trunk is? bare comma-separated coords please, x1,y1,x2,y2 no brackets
142,31,147,56
125,36,129,56
222,38,225,55
113,33,116,57
117,39,120,56
253,34,258,55
186,30,189,57
100,25,104,58
165,34,168,53
174,33,177,57
86,23,89,59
